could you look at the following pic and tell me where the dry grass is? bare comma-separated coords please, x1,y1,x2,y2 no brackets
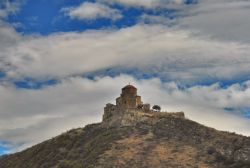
100,132,212,168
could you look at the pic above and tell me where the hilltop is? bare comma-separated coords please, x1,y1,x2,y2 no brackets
0,85,250,168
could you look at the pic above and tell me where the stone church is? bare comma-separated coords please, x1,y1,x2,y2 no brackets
102,84,184,127
115,84,150,111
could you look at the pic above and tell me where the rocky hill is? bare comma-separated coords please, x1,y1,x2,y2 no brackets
0,116,250,168
1,85,250,168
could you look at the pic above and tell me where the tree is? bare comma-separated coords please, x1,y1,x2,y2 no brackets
152,105,161,112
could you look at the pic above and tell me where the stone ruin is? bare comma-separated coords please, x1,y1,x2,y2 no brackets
102,84,185,127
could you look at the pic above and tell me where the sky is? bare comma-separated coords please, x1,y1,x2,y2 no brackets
0,0,250,155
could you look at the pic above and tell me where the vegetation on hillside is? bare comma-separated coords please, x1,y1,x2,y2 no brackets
0,117,250,168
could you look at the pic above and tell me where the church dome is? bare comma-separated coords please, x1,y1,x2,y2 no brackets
122,84,137,96
122,84,137,90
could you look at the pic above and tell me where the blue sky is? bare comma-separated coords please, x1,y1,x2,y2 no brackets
3,0,250,88
0,146,8,155
5,0,194,35
0,141,10,155
1,0,250,155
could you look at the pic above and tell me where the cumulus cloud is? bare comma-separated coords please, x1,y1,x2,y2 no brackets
0,75,250,153
62,2,122,21
178,0,250,43
1,1,250,83
94,0,250,43
1,24,250,85
0,21,21,76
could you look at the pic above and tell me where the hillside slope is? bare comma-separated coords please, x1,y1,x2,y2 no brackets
0,116,250,168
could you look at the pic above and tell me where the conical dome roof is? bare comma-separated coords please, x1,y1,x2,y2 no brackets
122,84,137,90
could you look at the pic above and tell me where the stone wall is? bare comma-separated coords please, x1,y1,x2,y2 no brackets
102,105,185,127
120,110,185,126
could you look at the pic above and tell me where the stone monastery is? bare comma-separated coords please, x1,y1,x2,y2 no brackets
102,84,185,127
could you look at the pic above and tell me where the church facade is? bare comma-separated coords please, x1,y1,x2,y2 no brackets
103,85,151,123
102,84,185,127
115,85,150,111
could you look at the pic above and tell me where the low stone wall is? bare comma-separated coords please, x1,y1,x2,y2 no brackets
102,108,185,127
120,111,185,126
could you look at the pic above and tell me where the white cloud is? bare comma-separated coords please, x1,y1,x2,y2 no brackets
94,0,250,43
63,2,122,20
0,0,23,18
1,1,250,83
1,24,250,85
0,21,21,75
178,0,250,43
1,0,250,154
99,0,186,8
0,75,250,153
139,14,176,25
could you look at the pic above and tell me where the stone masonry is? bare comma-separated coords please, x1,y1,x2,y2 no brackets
102,84,185,127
